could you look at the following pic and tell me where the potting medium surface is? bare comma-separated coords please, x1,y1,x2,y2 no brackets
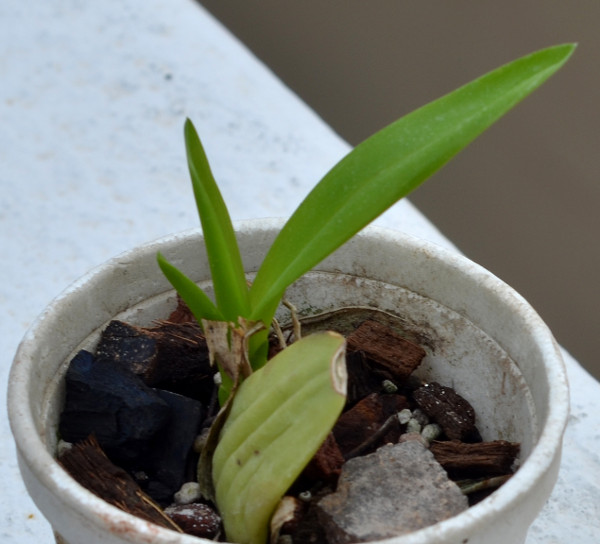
1,1,598,543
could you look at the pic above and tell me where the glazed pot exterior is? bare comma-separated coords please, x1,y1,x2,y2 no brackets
8,219,568,544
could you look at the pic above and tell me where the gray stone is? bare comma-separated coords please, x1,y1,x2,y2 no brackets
317,440,468,543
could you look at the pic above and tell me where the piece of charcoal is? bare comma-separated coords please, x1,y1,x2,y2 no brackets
346,320,426,382
96,320,215,402
430,439,520,479
59,350,170,464
96,320,160,382
413,382,482,442
138,389,204,504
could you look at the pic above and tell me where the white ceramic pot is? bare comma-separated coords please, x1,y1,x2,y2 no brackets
8,219,568,544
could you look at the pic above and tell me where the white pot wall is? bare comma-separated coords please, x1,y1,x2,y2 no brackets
8,219,568,544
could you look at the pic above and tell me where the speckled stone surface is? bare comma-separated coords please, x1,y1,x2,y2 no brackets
318,441,468,541
1,1,598,542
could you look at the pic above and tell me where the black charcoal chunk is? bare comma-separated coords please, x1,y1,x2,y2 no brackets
97,320,215,402
140,390,204,504
59,350,170,463
96,320,160,383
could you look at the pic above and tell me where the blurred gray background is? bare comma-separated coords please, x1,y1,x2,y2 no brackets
199,1,599,380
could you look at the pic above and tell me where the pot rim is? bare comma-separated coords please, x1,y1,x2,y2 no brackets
8,218,569,544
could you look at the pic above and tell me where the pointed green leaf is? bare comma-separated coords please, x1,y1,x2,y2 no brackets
184,119,250,321
249,44,575,323
157,252,224,322
212,332,347,544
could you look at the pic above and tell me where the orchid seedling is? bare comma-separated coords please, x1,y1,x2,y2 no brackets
157,44,574,544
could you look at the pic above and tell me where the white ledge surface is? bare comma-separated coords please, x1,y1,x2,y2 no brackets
1,1,598,542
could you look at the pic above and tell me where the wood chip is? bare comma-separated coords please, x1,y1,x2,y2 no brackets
430,439,520,478
302,432,345,483
346,320,426,381
167,296,197,324
59,435,182,532
333,392,408,457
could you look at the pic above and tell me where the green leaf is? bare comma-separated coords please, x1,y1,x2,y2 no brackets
157,252,224,322
184,119,251,322
212,332,347,544
248,44,575,324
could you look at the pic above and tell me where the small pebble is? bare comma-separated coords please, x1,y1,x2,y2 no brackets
397,408,412,425
165,503,221,539
174,482,202,505
421,423,443,443
406,418,422,434
57,440,73,457
411,408,429,427
381,379,398,394
298,490,312,502
132,471,149,484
